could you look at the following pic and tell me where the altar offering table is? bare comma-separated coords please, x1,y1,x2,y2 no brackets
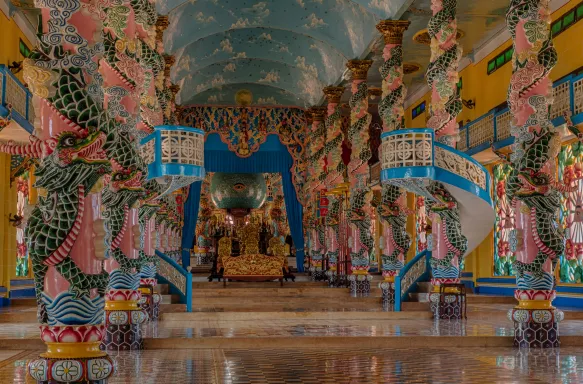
222,254,285,286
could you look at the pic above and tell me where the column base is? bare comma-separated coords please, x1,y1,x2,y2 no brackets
509,308,564,348
139,290,161,322
429,291,466,320
28,355,115,383
102,310,147,351
310,269,326,282
349,274,373,297
379,281,395,306
326,270,337,287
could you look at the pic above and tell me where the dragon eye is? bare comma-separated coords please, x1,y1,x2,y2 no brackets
62,136,76,147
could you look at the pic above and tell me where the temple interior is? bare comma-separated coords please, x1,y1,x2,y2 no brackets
2,0,583,383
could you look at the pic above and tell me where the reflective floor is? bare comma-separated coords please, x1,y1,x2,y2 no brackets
2,347,583,383
3,316,583,339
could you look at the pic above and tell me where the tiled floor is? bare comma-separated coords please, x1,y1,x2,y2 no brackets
1,347,583,383
2,316,583,340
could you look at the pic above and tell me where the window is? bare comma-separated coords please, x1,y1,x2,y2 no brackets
551,1,583,37
487,46,514,75
412,101,426,120
19,39,30,58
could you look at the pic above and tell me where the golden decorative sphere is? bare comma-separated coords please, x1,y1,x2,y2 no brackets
235,89,253,107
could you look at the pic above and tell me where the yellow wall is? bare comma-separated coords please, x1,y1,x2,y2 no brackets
0,11,33,83
0,12,34,289
404,0,583,281
0,154,17,291
405,0,583,128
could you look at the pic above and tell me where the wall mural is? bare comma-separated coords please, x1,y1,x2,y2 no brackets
493,163,515,277
180,106,307,204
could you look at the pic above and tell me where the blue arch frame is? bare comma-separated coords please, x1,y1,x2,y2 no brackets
181,133,305,271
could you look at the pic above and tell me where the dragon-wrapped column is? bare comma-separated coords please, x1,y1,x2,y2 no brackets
376,20,412,307
505,0,564,347
137,182,163,321
425,0,468,319
322,86,345,286
99,0,161,350
6,0,117,380
308,107,328,281
346,60,374,297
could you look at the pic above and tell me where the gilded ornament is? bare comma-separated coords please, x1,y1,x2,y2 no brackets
376,20,411,45
310,106,327,121
323,86,345,104
23,59,58,99
346,60,373,80
235,89,253,107
413,28,464,45
403,62,422,75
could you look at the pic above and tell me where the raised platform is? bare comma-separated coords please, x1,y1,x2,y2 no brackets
1,281,582,351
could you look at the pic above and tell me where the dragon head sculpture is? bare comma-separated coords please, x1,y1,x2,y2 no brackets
428,183,457,212
0,130,109,191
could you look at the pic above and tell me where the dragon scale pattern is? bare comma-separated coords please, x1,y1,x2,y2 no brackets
504,0,563,291
377,185,410,275
426,0,463,145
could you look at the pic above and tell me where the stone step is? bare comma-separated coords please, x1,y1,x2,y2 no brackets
10,298,36,306
407,293,517,305
192,281,330,289
191,287,382,297
191,296,380,305
162,310,433,321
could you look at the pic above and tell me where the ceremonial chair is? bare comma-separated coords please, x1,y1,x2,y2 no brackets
269,237,295,282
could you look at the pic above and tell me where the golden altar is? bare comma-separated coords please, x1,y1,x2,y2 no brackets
220,224,287,285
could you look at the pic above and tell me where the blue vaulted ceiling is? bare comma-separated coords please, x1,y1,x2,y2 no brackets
158,0,411,107
158,0,510,108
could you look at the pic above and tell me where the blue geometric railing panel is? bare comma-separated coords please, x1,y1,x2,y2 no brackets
395,250,431,312
380,128,492,206
0,64,34,133
155,250,192,312
140,125,205,197
459,72,583,155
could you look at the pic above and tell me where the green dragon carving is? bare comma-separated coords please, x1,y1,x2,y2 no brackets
348,187,374,268
377,185,410,273
425,182,467,277
503,0,563,291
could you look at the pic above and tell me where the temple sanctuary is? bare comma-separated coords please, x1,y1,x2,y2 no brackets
3,0,583,382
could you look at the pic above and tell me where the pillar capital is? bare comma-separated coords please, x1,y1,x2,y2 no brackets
376,20,411,45
323,86,345,104
163,54,175,77
346,60,373,81
304,109,313,125
155,15,169,42
309,106,327,122
169,83,180,97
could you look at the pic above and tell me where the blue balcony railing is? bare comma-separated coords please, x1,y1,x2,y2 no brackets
0,65,34,133
460,72,583,155
395,250,432,311
155,250,192,312
139,125,205,197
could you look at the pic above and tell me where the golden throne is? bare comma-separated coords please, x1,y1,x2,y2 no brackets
222,224,285,285
240,223,260,254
